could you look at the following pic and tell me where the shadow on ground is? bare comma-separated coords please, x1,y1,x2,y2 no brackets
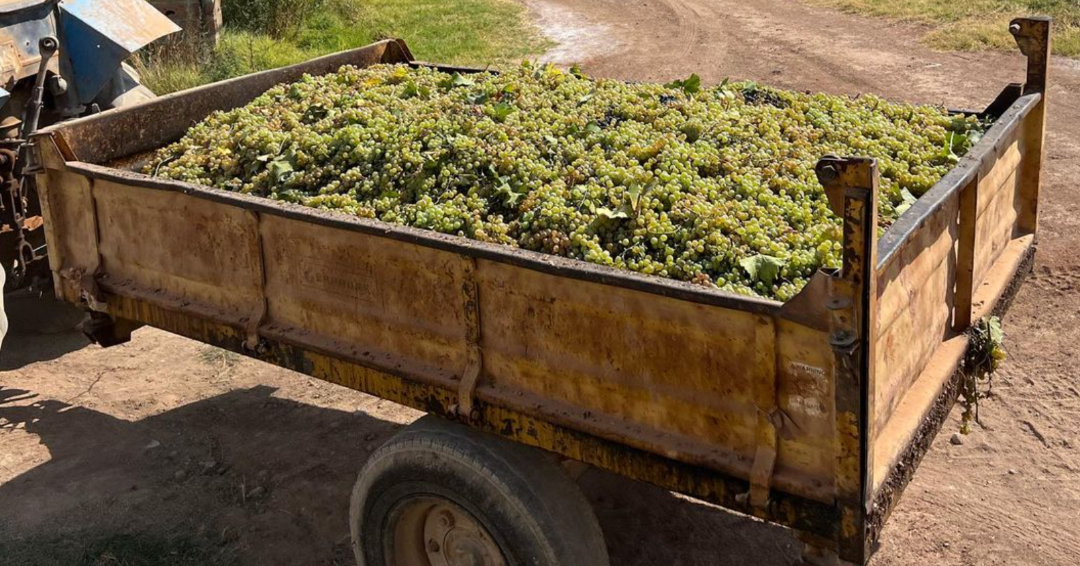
0,380,799,566
1,291,89,370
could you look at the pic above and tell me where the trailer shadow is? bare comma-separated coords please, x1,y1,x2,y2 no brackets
0,383,800,566
0,291,90,371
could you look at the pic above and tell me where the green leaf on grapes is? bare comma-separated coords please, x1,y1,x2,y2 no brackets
740,254,786,286
452,74,475,87
268,160,294,184
966,128,983,148
595,206,629,220
487,102,517,123
941,131,966,163
578,90,596,105
585,122,602,135
495,181,523,207
895,188,917,216
665,73,701,95
570,63,585,78
627,182,643,210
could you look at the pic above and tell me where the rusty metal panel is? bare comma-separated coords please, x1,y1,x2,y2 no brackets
473,257,761,475
257,214,470,389
972,142,1022,287
91,178,264,326
873,192,958,436
773,319,836,500
37,146,840,505
34,167,95,303
872,91,1031,442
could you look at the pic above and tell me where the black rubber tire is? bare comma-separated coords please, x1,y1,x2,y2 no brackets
350,415,610,566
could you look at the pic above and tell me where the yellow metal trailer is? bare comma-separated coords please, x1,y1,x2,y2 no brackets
30,17,1050,566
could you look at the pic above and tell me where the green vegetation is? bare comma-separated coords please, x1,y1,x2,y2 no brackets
809,0,1079,57
960,316,1007,433
137,0,549,94
146,64,984,301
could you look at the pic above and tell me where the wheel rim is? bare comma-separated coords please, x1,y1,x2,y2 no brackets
387,496,508,566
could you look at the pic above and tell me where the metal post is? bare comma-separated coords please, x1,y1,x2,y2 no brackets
1010,17,1051,234
814,156,879,565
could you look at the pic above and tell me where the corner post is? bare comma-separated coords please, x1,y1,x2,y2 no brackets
1010,17,1051,234
814,156,879,565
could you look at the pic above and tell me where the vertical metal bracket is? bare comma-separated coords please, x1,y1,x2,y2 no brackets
243,209,269,354
1010,17,1051,234
954,175,979,331
814,156,880,564
746,315,780,510
455,258,484,420
1010,17,1052,96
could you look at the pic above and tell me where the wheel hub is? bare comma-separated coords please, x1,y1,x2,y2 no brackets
392,497,507,566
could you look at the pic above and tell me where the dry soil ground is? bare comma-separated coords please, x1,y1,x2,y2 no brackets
3,1,1080,565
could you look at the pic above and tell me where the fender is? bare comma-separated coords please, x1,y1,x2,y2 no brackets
58,0,179,104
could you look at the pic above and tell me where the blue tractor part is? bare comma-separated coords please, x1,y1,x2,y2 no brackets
0,0,179,288
59,0,180,105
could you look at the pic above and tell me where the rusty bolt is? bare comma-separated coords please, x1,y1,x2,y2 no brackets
830,330,857,348
439,510,455,529
817,164,839,185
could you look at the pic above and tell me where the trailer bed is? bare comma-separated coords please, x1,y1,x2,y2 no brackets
31,19,1051,564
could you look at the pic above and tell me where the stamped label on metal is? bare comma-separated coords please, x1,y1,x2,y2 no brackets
789,361,826,379
298,257,377,301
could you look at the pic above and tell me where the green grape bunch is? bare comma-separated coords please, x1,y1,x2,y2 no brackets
145,63,985,301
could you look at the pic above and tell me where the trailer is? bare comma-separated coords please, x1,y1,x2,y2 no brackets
29,17,1050,566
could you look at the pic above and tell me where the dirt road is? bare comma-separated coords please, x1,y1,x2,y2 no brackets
3,0,1079,564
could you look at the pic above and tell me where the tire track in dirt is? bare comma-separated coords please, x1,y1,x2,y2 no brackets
666,0,702,58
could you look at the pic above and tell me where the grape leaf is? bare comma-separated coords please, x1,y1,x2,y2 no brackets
665,73,701,95
895,188,917,216
740,254,786,286
495,181,523,206
268,160,294,184
595,206,629,220
487,102,517,123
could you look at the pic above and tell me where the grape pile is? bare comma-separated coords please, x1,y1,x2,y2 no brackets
146,63,984,301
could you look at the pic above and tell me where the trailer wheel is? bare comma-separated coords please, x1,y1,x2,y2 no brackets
350,415,610,566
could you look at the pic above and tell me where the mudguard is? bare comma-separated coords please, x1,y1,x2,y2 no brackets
58,0,180,104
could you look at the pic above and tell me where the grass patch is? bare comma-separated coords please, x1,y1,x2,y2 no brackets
0,532,238,566
806,0,1079,57
198,346,240,369
138,0,550,94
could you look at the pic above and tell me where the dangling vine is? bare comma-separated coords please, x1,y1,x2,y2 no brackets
959,316,1006,434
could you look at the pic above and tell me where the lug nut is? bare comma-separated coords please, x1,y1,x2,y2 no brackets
439,511,455,528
